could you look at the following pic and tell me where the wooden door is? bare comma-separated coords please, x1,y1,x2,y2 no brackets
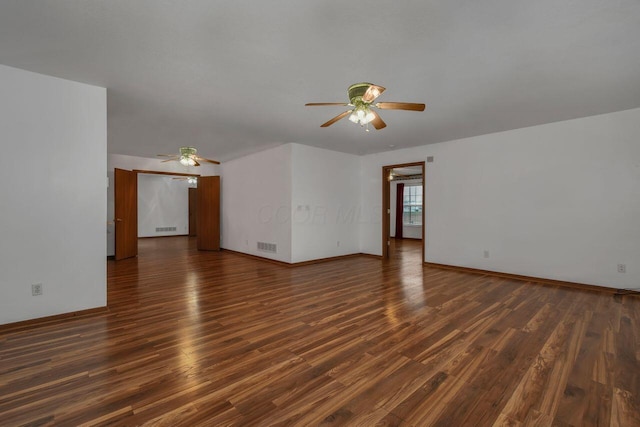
188,187,197,236
382,167,391,259
197,176,220,251
114,168,138,260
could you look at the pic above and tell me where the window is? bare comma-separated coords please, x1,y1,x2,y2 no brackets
403,185,422,225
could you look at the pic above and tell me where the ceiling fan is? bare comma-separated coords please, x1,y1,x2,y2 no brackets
172,176,198,184
388,170,422,181
157,146,220,166
305,83,425,131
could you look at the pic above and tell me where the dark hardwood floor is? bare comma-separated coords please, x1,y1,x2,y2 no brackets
1,237,638,426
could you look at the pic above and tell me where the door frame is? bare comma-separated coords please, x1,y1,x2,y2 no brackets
132,169,201,178
113,169,202,260
382,161,425,261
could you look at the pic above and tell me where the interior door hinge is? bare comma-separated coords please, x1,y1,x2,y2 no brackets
387,240,391,246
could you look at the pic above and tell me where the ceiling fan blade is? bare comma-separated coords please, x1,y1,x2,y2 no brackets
161,159,176,163
196,156,221,165
362,84,386,103
306,102,350,107
193,159,201,166
375,102,426,111
370,111,387,130
321,110,353,127
157,154,179,158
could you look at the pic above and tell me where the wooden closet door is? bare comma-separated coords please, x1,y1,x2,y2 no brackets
196,176,220,251
188,187,197,236
114,168,138,260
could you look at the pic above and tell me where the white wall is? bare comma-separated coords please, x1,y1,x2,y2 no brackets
361,108,640,289
137,174,190,237
390,179,423,240
107,153,218,256
221,144,293,263
291,144,361,263
0,65,107,325
220,143,362,264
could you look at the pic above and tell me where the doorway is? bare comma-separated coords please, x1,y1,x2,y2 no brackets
382,162,425,262
113,169,219,260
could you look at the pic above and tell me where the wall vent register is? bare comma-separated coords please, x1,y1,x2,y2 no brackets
257,242,277,253
155,227,177,232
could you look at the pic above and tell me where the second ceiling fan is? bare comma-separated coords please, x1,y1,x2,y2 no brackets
306,83,426,131
157,146,220,167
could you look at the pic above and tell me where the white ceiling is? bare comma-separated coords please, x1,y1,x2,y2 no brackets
1,1,639,162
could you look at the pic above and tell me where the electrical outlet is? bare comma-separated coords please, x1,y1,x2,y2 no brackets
483,250,490,258
617,264,626,273
32,283,43,296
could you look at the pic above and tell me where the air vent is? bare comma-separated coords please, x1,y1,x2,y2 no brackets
155,227,177,232
257,242,277,253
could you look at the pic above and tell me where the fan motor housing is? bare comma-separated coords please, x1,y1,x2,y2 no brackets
180,146,197,157
348,83,373,104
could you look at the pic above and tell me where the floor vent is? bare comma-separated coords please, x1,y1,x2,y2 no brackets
156,227,177,232
257,242,277,253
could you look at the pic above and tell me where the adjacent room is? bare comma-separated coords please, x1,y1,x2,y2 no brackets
1,2,639,425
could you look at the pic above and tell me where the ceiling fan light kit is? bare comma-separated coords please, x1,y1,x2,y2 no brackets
306,82,426,131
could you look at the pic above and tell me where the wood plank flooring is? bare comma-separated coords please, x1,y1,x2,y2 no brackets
1,237,639,426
